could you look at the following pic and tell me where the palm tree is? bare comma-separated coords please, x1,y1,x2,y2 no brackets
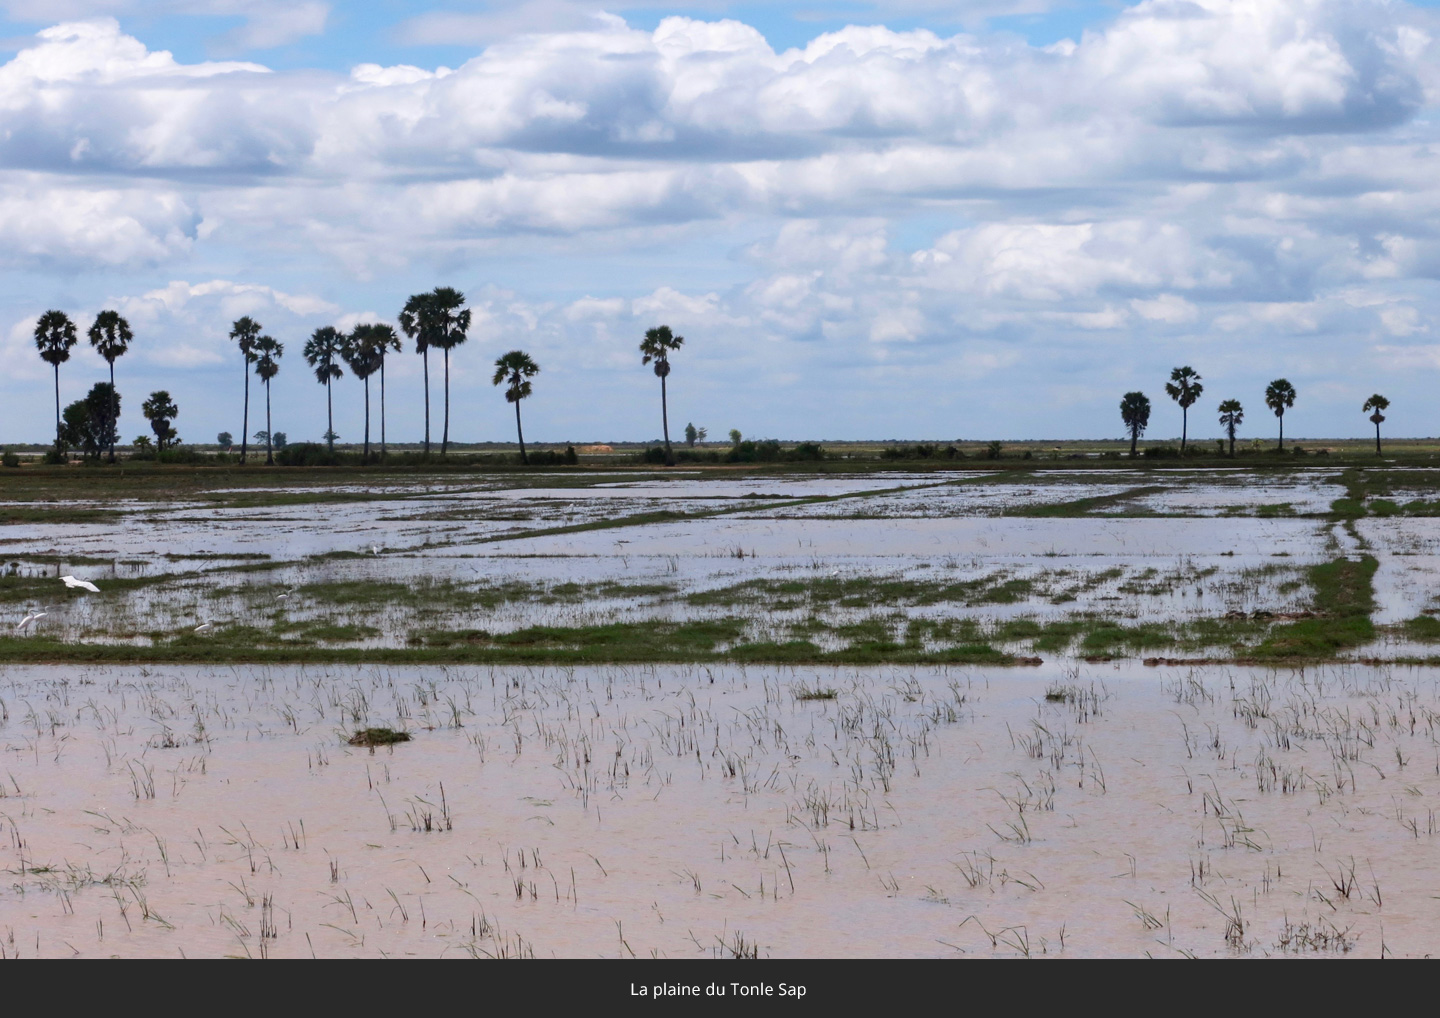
427,287,471,455
351,323,402,457
1264,379,1296,451
141,391,178,452
640,325,684,466
87,310,132,463
253,336,283,465
1364,394,1390,456
1218,399,1244,457
492,350,540,465
230,317,262,464
342,327,383,462
1164,366,1203,452
33,310,77,449
399,293,433,456
1119,391,1151,457
303,327,346,455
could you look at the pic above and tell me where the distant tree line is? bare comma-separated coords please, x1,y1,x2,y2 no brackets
20,298,1403,467
1120,368,1390,457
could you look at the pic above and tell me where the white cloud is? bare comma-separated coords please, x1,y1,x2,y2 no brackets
1131,294,1199,323
0,180,196,266
6,5,1440,441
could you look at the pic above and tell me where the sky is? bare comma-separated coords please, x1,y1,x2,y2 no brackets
2,0,1440,447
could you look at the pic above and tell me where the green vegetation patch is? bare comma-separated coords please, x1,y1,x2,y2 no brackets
1253,556,1377,659
1402,615,1440,641
687,572,1037,610
1011,485,1167,517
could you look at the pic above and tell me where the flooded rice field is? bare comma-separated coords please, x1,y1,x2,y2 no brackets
1,659,1437,958
0,467,1402,657
4,463,1440,957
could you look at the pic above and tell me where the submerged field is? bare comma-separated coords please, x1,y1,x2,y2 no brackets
1,660,1437,958
3,462,1440,956
4,463,1440,665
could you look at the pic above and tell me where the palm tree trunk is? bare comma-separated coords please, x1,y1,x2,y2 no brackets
1376,422,1383,456
1229,431,1235,457
1180,407,1187,452
1130,429,1137,457
515,398,526,465
442,348,450,455
265,380,274,465
422,349,430,456
1278,413,1284,451
241,363,250,465
108,360,117,463
661,373,673,466
326,378,334,455
380,356,387,457
363,376,371,462
53,363,61,450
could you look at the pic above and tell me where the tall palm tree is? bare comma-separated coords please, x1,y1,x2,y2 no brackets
303,326,346,455
352,323,402,457
399,293,433,456
492,350,540,465
1119,391,1151,457
1218,399,1244,457
1364,394,1390,456
1164,366,1203,452
1264,379,1296,451
639,325,684,466
34,310,77,450
342,327,383,462
87,310,132,463
253,336,283,465
427,287,471,455
230,317,262,464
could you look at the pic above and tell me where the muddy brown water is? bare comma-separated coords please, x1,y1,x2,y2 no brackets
1,660,1435,958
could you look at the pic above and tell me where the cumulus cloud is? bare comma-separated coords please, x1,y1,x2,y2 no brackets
0,180,197,266
5,4,1440,440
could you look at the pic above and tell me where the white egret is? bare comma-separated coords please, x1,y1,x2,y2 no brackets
195,621,213,632
371,544,381,555
16,611,41,631
60,575,100,592
276,586,296,601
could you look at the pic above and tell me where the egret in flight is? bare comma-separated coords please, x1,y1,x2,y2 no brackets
60,575,100,592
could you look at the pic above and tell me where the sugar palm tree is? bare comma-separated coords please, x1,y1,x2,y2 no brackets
398,293,433,456
303,326,345,455
428,287,471,455
253,336,283,465
640,325,684,466
1264,379,1296,451
1218,399,1244,457
230,317,262,464
34,310,77,449
350,323,402,457
342,327,383,462
87,310,132,462
1364,394,1390,456
142,391,178,452
492,350,539,465
374,326,403,457
1119,391,1151,457
1164,366,1203,452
